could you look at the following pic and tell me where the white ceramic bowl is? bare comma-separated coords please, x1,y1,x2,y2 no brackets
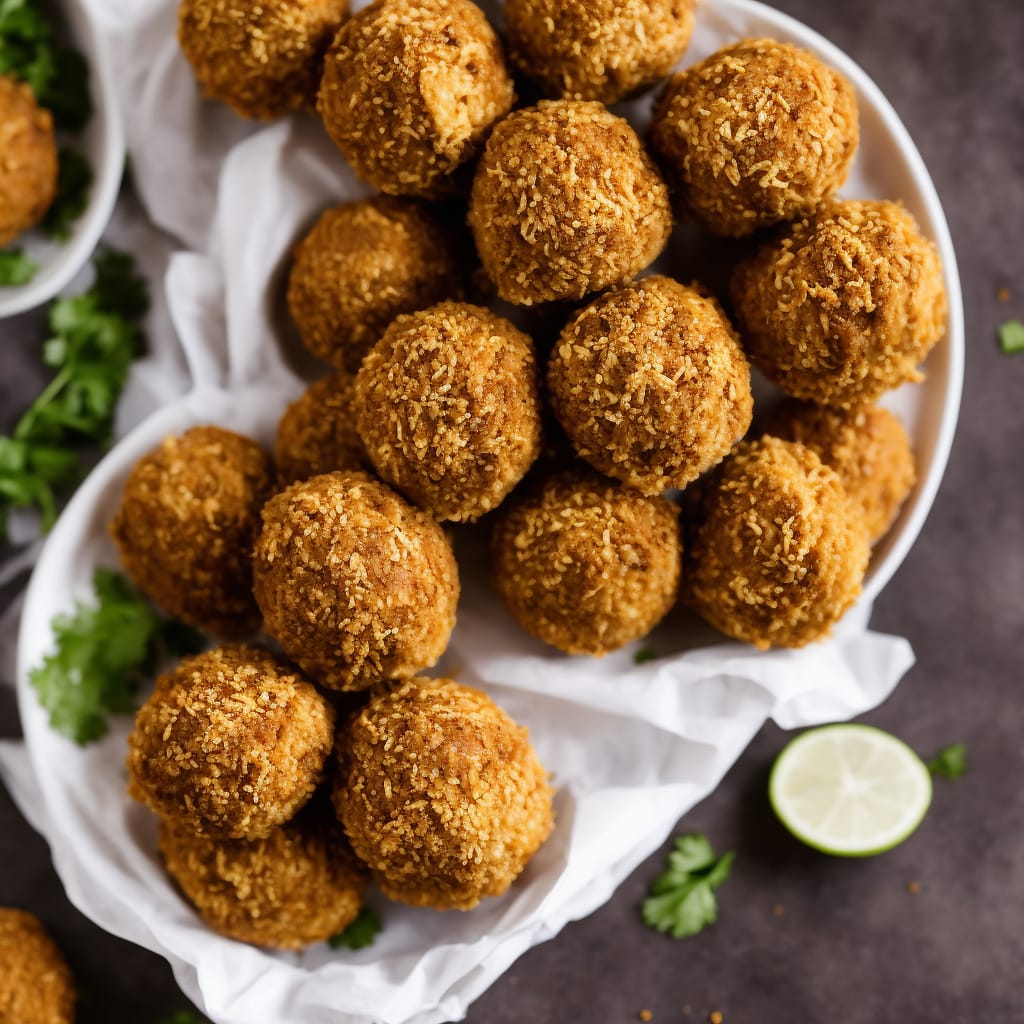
0,0,125,318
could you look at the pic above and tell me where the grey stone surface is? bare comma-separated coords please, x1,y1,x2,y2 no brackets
2,0,1023,1021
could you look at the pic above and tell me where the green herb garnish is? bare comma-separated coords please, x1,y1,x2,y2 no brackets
328,906,382,950
641,834,734,939
927,742,968,780
0,248,38,285
633,646,658,665
998,320,1024,355
42,147,93,241
0,248,148,539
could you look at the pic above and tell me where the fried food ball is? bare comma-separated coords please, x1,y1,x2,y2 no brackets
649,39,858,237
318,0,514,198
506,0,695,105
547,276,753,495
492,467,681,655
335,677,553,910
762,400,916,544
159,803,367,949
469,100,672,306
127,645,335,839
732,200,948,407
177,0,349,120
287,196,467,373
253,472,459,690
0,909,74,1024
686,437,869,649
274,374,367,485
355,302,543,522
0,75,58,247
110,426,273,637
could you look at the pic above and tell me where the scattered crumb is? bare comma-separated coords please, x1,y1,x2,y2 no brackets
640,1011,653,1022
772,903,785,916
907,880,921,894
709,1012,724,1024
997,287,1011,303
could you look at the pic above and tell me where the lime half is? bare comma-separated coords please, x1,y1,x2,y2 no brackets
769,724,932,857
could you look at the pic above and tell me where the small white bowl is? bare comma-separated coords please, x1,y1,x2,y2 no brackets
0,0,125,318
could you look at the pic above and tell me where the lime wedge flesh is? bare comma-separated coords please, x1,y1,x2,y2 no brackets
769,724,932,857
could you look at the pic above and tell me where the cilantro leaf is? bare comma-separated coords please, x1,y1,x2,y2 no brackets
999,320,1024,355
927,742,968,780
42,147,93,241
328,906,382,950
633,646,658,665
0,248,38,285
642,835,734,939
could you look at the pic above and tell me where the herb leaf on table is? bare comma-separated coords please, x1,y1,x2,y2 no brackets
927,742,968,780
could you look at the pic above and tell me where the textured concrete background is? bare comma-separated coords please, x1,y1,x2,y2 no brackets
2,0,1023,1020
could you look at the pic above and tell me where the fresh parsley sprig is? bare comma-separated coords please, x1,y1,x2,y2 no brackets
927,742,968,780
43,147,93,241
328,906,382,950
642,834,734,939
0,248,149,539
0,248,38,285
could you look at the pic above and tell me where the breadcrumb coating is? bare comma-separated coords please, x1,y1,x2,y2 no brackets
253,472,459,690
127,646,335,839
275,374,367,485
547,276,753,495
468,100,672,306
287,196,467,372
355,302,543,522
0,74,57,247
177,0,350,120
762,400,916,544
159,802,367,949
732,200,948,406
506,0,695,105
649,39,858,237
110,426,274,637
492,467,681,655
0,909,74,1024
335,677,553,910
318,0,514,198
686,437,869,649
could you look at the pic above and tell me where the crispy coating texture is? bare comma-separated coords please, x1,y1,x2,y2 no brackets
762,400,916,544
253,472,459,690
506,0,695,104
127,646,335,839
686,437,869,649
159,805,367,949
355,302,543,522
492,467,681,654
732,200,948,407
0,74,57,247
287,196,466,372
110,426,273,637
548,276,753,494
649,39,858,237
177,0,349,120
275,374,367,485
335,677,553,910
469,101,672,306
0,909,75,1024
318,0,514,198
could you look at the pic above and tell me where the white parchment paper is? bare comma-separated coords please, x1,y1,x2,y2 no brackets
0,0,964,1021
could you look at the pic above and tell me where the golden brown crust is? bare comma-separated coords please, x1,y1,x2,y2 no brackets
492,466,681,655
253,472,459,691
685,437,869,649
287,196,467,373
506,0,695,104
0,74,58,247
761,400,916,544
335,677,553,910
127,645,335,839
274,374,367,485
159,806,367,949
355,302,543,522
110,426,273,637
0,909,75,1024
318,0,514,198
547,276,753,494
177,0,350,120
468,100,672,306
649,38,858,237
732,200,948,407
